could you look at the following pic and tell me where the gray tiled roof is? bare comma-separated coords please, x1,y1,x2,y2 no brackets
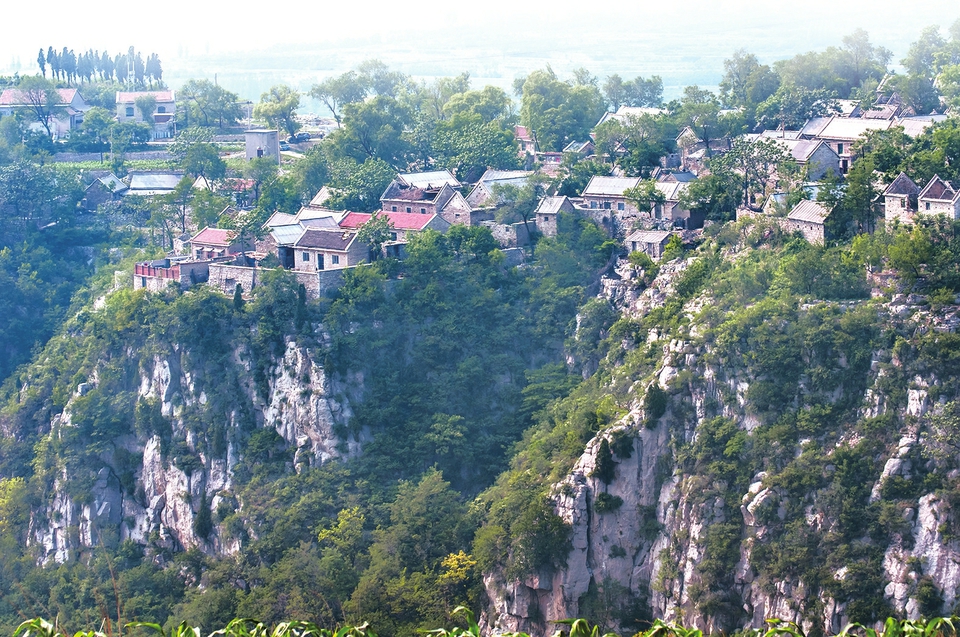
788,200,830,224
294,228,354,250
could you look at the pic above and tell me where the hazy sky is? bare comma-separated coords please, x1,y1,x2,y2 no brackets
3,0,959,99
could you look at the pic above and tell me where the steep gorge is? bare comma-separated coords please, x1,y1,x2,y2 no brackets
481,226,960,635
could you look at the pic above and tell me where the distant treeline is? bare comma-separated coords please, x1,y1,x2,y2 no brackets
36,46,163,87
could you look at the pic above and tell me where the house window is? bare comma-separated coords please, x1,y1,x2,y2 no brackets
332,255,340,264
125,106,134,117
420,207,426,214
837,143,843,154
590,201,597,209
390,232,398,241
391,206,397,212
406,207,412,213
603,201,611,209
157,106,166,113
617,202,625,211
302,252,310,261
926,202,931,210
318,254,324,270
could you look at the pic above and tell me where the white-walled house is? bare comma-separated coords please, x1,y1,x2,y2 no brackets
116,91,176,139
0,87,90,139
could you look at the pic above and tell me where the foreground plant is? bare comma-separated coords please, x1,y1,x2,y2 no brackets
13,616,960,637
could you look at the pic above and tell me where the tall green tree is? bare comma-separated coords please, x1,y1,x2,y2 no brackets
180,79,242,129
309,72,368,127
15,75,65,138
326,96,411,168
253,85,301,137
519,67,605,151
183,143,226,181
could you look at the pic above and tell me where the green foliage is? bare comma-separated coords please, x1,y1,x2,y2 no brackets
593,492,623,513
592,438,616,484
643,385,668,429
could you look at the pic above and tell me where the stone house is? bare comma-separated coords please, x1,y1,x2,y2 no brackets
116,90,176,139
625,230,673,259
786,200,832,244
465,170,534,209
675,126,733,173
801,116,893,174
287,228,368,272
918,175,960,219
81,173,128,211
189,227,251,259
0,87,90,139
653,180,699,229
883,172,920,225
133,256,223,291
752,135,841,181
534,196,575,237
380,170,473,226
582,176,642,215
339,211,451,242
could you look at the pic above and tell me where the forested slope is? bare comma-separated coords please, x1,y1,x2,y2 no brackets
477,218,960,636
0,219,609,636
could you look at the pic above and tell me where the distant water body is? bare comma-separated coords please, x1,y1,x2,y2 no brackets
159,9,955,118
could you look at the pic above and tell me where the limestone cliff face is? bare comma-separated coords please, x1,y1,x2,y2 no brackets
483,258,960,635
30,339,356,563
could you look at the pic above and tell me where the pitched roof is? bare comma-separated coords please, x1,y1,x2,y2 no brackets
0,87,79,106
127,172,184,191
339,212,372,229
813,116,892,141
800,117,833,137
884,172,920,197
895,114,949,138
753,137,836,162
535,196,573,215
654,181,689,201
297,208,347,224
919,175,959,202
294,228,355,250
759,130,802,140
116,90,175,103
625,230,672,244
515,125,534,141
595,106,667,127
397,170,461,189
340,211,440,231
657,171,696,183
787,200,831,224
563,140,594,154
834,99,861,116
271,224,307,246
301,216,340,229
309,186,334,207
88,173,127,193
263,211,298,228
476,169,534,185
191,227,237,246
582,176,640,197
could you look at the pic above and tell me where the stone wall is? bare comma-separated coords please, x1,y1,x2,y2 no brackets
208,264,262,295
207,264,356,299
